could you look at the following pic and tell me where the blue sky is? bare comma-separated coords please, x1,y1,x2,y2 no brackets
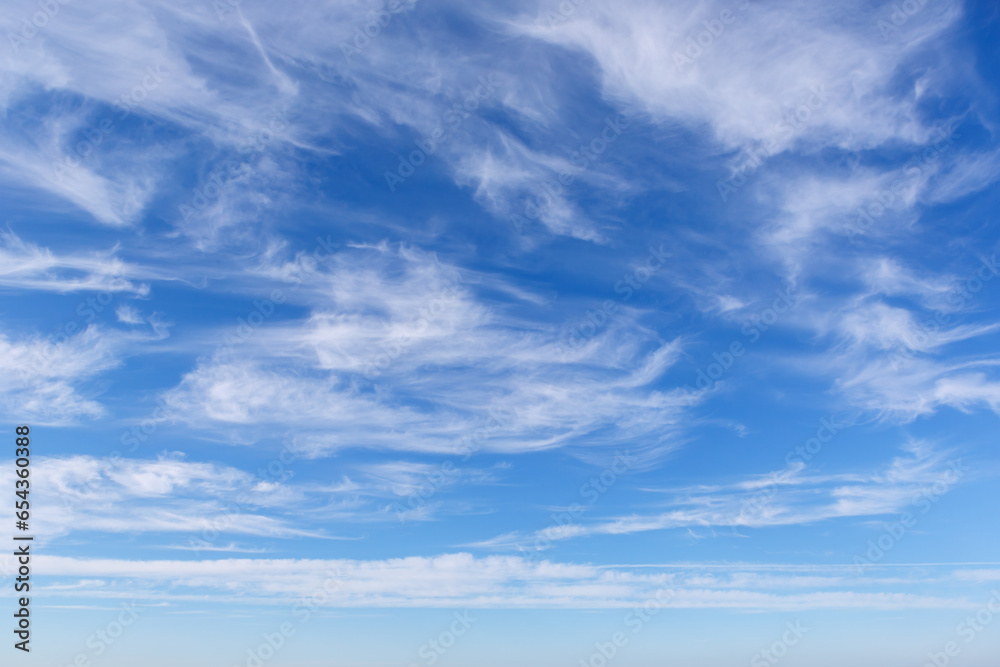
1,0,1000,665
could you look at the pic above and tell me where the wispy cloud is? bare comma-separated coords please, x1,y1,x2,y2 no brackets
0,230,149,294
162,245,699,458
469,441,965,550
33,553,977,610
0,325,163,423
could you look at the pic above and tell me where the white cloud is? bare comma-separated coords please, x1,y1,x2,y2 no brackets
116,304,144,324
0,326,124,423
1,453,329,541
469,441,966,550
163,245,699,458
0,230,149,294
512,0,957,152
29,553,974,610
0,450,514,543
